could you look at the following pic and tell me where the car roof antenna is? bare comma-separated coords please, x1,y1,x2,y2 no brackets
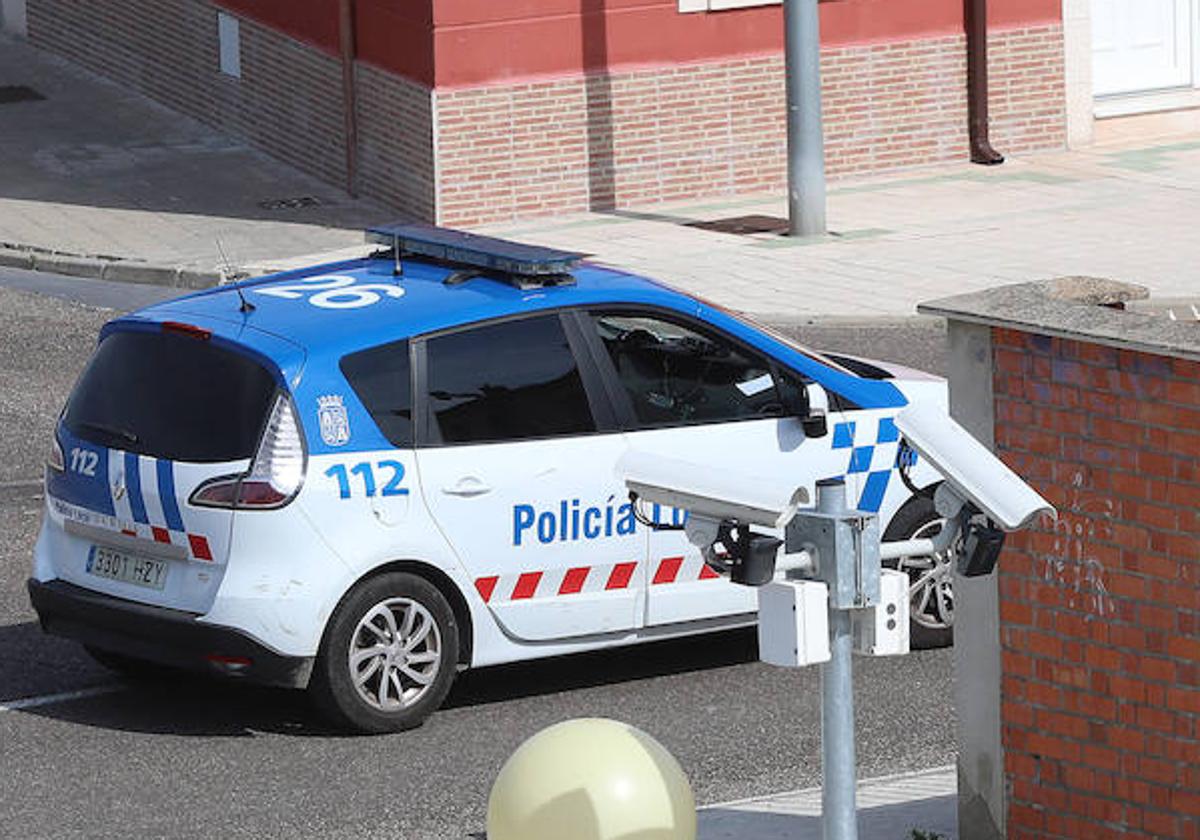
216,238,255,314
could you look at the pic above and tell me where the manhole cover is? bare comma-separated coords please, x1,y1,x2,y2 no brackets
0,85,46,104
686,214,789,235
258,196,323,210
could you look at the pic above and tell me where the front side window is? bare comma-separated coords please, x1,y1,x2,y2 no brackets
588,311,784,428
423,314,596,445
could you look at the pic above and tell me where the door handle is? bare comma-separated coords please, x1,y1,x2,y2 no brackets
442,477,492,498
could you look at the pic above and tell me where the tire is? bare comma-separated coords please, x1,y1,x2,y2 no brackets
84,645,176,680
310,572,459,734
882,493,955,650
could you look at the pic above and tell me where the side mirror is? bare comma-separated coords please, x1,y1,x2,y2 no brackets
801,383,828,438
778,373,829,438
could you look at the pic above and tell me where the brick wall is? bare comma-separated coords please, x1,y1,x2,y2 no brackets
25,0,1064,226
991,327,1199,839
356,63,436,221
25,0,437,221
436,25,1066,226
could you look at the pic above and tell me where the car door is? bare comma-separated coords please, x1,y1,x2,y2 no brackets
575,308,853,628
414,311,647,643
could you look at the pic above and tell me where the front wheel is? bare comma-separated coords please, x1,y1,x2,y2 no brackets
883,494,956,650
310,572,459,733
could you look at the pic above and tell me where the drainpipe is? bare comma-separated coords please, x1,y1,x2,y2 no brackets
339,0,360,196
965,0,1003,165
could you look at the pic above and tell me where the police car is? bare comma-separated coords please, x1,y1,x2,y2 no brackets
29,225,953,733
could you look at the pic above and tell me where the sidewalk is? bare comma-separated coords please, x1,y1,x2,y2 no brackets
700,768,955,840
477,124,1200,320
0,33,383,287
699,766,958,840
3,32,1199,319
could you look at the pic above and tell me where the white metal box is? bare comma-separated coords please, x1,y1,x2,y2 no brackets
757,580,831,667
852,569,910,656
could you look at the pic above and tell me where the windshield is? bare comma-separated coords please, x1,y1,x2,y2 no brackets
691,295,858,377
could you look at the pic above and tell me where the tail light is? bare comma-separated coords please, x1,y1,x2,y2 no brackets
190,394,306,510
47,435,65,473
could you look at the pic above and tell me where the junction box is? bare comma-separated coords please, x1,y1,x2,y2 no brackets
757,580,831,667
851,569,910,656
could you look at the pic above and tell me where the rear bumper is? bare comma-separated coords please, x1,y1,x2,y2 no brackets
27,578,314,689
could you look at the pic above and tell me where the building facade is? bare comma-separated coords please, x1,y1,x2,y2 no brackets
1,1,1191,225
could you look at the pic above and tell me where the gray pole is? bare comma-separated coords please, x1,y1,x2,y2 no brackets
783,0,826,237
816,479,857,840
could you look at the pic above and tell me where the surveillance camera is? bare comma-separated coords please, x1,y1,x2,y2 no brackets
895,404,1055,532
616,451,809,530
616,451,809,587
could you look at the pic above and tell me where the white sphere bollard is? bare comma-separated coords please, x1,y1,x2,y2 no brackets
487,718,696,840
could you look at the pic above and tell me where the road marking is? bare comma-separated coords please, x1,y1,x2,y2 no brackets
0,684,123,713
702,764,957,812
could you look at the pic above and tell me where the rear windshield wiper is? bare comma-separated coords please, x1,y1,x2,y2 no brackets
76,421,139,446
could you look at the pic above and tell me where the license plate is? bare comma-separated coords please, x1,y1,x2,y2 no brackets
86,545,168,591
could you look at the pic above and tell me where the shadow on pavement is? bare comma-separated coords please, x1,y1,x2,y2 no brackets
6,624,759,737
445,626,758,708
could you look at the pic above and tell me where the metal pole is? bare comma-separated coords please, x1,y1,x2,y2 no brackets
783,0,826,236
816,479,857,840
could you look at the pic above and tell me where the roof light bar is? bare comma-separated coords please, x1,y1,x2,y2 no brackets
366,223,584,278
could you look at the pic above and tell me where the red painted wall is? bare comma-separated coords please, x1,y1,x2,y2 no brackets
222,0,1060,89
357,0,435,87
429,0,1062,87
218,1,436,85
218,0,339,53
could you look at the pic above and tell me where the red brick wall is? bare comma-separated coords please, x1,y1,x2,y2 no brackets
991,327,1200,840
29,0,348,188
436,24,1065,226
26,0,437,221
25,0,1065,226
356,63,437,220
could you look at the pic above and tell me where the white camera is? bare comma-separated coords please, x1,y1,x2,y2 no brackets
894,404,1054,531
616,451,809,586
616,451,809,529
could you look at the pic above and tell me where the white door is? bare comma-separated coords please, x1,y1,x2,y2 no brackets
415,313,646,643
576,309,849,628
1093,0,1194,96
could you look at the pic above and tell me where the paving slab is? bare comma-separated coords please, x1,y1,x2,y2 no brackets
0,32,388,281
3,31,1199,324
699,766,958,840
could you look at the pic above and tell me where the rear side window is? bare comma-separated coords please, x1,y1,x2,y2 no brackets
423,314,596,445
63,330,276,462
340,340,413,448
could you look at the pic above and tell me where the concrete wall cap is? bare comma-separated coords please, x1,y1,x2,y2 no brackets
918,279,1199,363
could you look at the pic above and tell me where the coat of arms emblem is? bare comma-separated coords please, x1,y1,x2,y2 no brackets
317,394,351,447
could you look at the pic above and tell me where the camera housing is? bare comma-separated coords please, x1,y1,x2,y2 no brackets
894,404,1054,532
616,451,808,586
617,451,809,530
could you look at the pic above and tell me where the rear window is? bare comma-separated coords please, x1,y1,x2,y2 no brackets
63,330,277,462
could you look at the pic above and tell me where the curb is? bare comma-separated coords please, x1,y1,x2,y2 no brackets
0,247,222,290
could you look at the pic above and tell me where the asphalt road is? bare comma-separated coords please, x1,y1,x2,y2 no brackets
0,267,954,840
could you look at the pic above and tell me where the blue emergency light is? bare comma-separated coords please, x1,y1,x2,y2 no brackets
366,223,584,282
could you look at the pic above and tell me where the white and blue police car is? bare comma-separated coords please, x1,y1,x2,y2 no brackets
29,225,952,732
